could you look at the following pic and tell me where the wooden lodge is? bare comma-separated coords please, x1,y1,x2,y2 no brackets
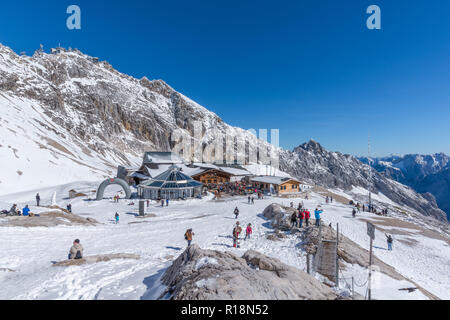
249,176,302,196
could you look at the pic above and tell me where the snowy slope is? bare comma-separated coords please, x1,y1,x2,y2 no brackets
0,182,448,300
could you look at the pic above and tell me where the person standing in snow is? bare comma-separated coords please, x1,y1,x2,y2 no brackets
115,212,119,224
166,198,169,207
290,211,298,228
244,223,252,240
68,239,83,260
234,207,240,219
36,193,40,207
330,196,333,203
299,209,305,228
185,229,194,246
385,233,394,251
314,208,323,227
251,196,254,205
305,209,310,227
161,199,164,207
146,200,150,208
352,208,356,218
66,203,72,213
233,222,242,248
248,195,251,204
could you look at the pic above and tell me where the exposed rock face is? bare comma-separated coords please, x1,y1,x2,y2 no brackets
280,140,447,222
160,244,337,300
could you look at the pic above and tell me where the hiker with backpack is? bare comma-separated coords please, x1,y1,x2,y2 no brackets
234,207,240,219
233,222,242,248
385,233,394,251
185,229,194,246
68,239,83,260
245,223,253,240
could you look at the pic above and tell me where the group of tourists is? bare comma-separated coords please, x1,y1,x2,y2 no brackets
0,203,39,217
289,202,324,228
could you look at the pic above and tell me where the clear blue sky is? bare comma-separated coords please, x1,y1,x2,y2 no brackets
0,0,449,156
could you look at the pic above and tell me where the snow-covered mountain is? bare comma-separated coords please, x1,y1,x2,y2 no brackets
280,141,447,221
0,43,447,222
359,154,450,220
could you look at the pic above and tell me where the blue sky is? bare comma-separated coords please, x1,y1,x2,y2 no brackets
0,0,449,156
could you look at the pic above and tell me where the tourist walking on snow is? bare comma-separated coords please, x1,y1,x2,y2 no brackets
251,196,254,205
234,207,240,219
115,212,119,224
385,233,394,251
245,223,252,240
314,207,323,227
185,229,194,246
166,198,169,206
36,193,40,207
68,239,83,260
248,195,251,204
233,222,242,248
161,199,164,207
352,208,356,218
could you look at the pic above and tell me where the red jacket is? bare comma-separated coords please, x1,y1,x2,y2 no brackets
299,211,305,219
246,226,252,234
305,210,310,219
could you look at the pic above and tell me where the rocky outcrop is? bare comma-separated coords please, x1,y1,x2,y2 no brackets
160,244,337,300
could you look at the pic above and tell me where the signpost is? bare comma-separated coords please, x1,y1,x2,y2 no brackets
366,222,375,300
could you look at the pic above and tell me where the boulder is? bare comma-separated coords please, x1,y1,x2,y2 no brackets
159,244,337,300
262,203,297,231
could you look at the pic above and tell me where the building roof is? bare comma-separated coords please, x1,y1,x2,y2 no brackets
143,152,184,165
140,165,203,189
190,163,251,177
249,176,300,185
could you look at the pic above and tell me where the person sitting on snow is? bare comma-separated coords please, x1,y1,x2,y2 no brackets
68,239,84,260
22,205,31,217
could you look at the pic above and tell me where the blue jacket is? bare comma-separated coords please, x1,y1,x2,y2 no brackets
22,207,30,216
314,209,323,219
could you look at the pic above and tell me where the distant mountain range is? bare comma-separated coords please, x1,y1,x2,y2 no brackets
359,154,450,219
